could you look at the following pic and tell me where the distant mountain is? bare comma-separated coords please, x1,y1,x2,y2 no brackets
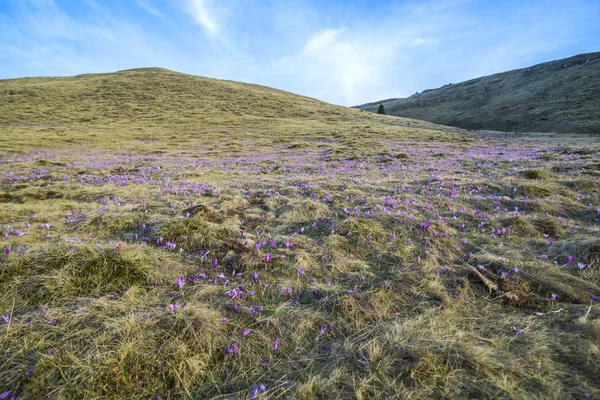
357,52,600,134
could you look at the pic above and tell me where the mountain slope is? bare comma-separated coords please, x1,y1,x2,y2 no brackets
0,68,463,153
359,52,600,134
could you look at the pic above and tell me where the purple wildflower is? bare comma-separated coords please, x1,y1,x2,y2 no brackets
265,253,272,263
316,325,331,341
225,343,238,355
298,266,305,277
2,314,9,324
176,275,185,291
24,367,34,377
0,390,13,400
511,326,526,335
167,303,177,313
251,384,266,399
4,247,10,256
242,329,251,339
273,341,279,352
550,293,557,301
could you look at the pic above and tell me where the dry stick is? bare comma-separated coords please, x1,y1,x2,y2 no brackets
463,263,498,292
581,300,594,322
6,291,17,333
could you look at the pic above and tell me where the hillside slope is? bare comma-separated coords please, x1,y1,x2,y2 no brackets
359,52,600,134
0,68,462,153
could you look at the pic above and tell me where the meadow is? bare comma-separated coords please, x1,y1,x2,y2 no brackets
1,69,599,399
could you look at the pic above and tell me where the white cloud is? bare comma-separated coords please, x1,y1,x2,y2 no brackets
412,37,437,46
135,0,163,18
181,0,219,36
271,28,400,105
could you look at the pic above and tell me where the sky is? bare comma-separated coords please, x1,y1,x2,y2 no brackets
0,0,599,106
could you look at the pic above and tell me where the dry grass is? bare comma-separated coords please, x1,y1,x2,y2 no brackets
0,69,599,399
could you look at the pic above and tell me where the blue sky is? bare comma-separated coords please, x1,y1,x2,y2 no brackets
1,0,599,105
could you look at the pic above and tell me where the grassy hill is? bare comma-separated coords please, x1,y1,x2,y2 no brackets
0,68,460,154
1,69,600,399
359,52,600,134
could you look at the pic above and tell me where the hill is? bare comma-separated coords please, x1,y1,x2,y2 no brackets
359,52,600,134
1,69,600,399
0,67,460,154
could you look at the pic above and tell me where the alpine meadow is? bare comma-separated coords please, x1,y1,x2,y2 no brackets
1,0,600,398
1,67,599,399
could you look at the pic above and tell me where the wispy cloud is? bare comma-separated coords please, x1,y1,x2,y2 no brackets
181,0,219,36
0,0,191,78
134,0,163,18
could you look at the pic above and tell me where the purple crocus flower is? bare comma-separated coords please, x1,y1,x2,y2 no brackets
316,326,328,341
225,343,238,355
511,326,526,335
0,390,13,400
4,247,10,256
2,314,9,324
24,367,34,377
265,253,272,264
567,255,573,264
167,304,177,313
298,266,305,277
273,341,279,352
242,329,251,338
176,275,185,291
252,272,259,282
550,293,557,301
251,384,266,399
